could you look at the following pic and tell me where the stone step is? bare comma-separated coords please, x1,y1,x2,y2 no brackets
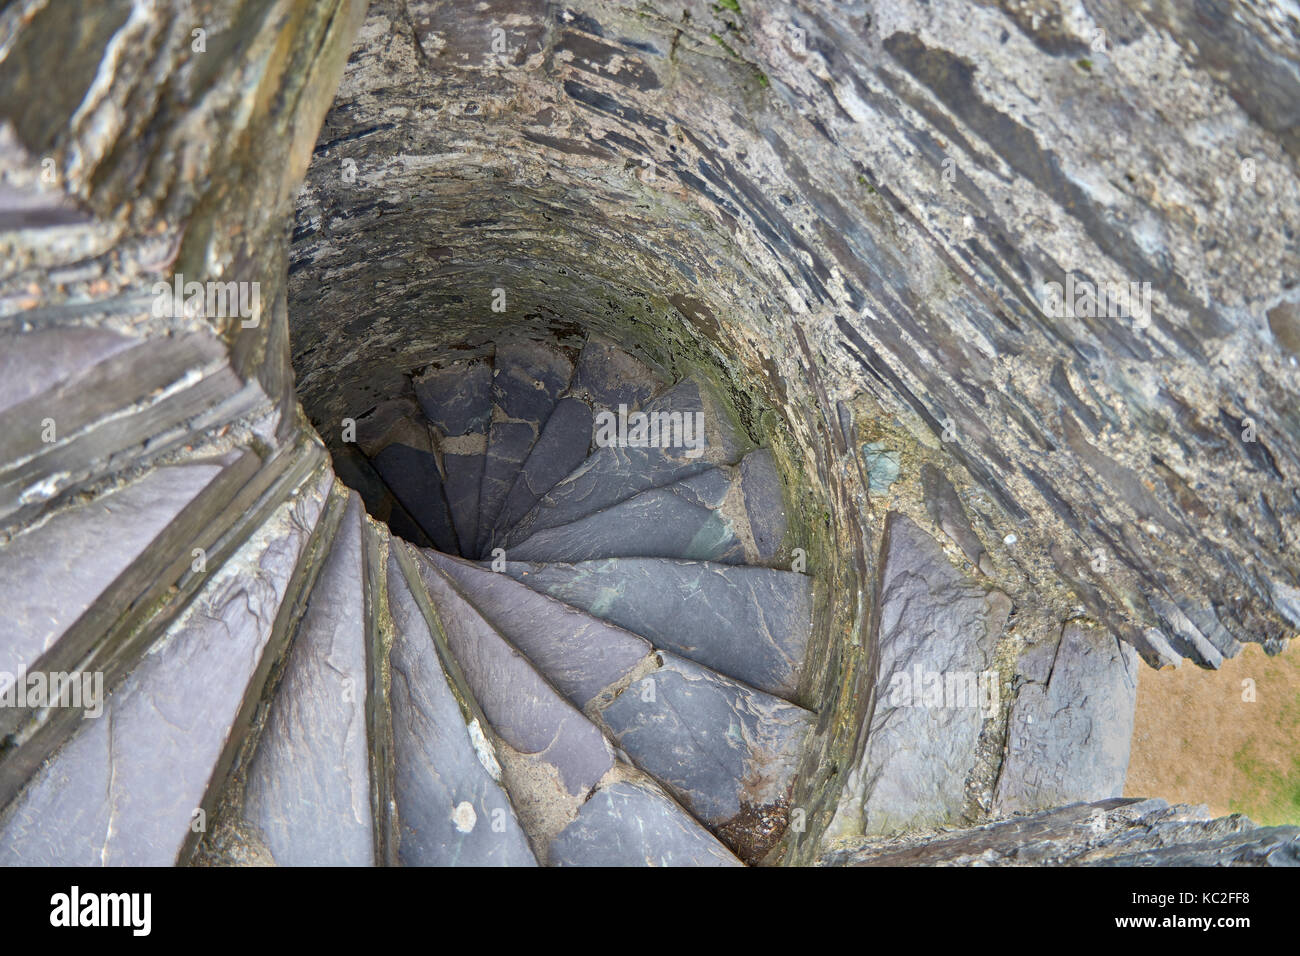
0,330,266,532
595,651,813,860
385,547,537,866
505,465,746,564
415,351,494,556
232,492,379,866
499,558,812,700
475,340,574,556
369,436,460,555
501,378,751,549
425,553,811,860
406,546,735,865
331,442,434,548
0,465,337,865
548,777,741,867
567,334,660,411
488,396,593,548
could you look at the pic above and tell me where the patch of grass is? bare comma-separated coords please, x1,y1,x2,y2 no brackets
716,0,742,13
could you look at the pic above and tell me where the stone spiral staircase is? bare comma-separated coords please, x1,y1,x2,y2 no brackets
0,328,814,866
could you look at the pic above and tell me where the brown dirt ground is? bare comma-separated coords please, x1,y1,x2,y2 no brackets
1125,641,1300,826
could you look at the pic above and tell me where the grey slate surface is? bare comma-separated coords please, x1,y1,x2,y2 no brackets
416,355,493,555
855,512,1011,836
506,471,745,564
549,778,742,867
240,493,375,866
412,551,614,797
0,469,332,865
493,395,593,538
386,551,536,866
738,449,788,561
569,334,659,410
598,651,813,825
502,379,747,547
426,550,651,707
0,326,135,417
994,623,1139,814
371,442,460,554
0,460,225,678
501,558,812,699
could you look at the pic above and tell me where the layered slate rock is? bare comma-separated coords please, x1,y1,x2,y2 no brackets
238,492,376,866
820,798,1300,867
567,334,660,412
500,558,812,699
995,624,1139,814
851,513,1011,836
385,550,536,867
415,351,494,557
0,468,334,866
502,379,750,549
507,466,746,565
477,340,574,555
492,396,594,540
371,439,459,555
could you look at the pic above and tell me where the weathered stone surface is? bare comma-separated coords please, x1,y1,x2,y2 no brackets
507,469,745,565
501,558,812,699
0,468,332,865
411,551,615,798
426,550,651,708
386,550,536,867
0,459,226,678
820,798,1300,867
239,492,375,866
0,326,134,417
995,624,1139,814
493,395,593,539
371,442,459,554
599,651,812,829
502,380,748,549
569,334,660,411
549,778,742,867
850,513,1011,836
476,340,574,552
738,448,789,562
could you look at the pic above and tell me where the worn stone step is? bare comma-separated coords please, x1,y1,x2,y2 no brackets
385,548,537,866
595,651,813,859
501,378,751,549
425,550,652,707
415,352,494,555
0,466,337,865
0,330,266,532
499,558,812,700
549,777,741,867
476,340,574,556
233,492,378,866
490,396,593,546
568,334,661,411
331,442,434,548
406,546,733,865
506,466,746,564
370,439,460,555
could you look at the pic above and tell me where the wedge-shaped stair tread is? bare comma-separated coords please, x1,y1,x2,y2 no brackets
0,457,230,681
569,335,660,410
491,396,594,544
238,492,375,866
386,550,537,866
416,354,493,555
412,550,614,799
425,550,652,706
371,441,459,554
507,466,745,564
477,340,573,555
502,379,748,548
549,778,741,867
0,468,333,865
0,326,135,417
501,558,811,699
598,652,813,828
